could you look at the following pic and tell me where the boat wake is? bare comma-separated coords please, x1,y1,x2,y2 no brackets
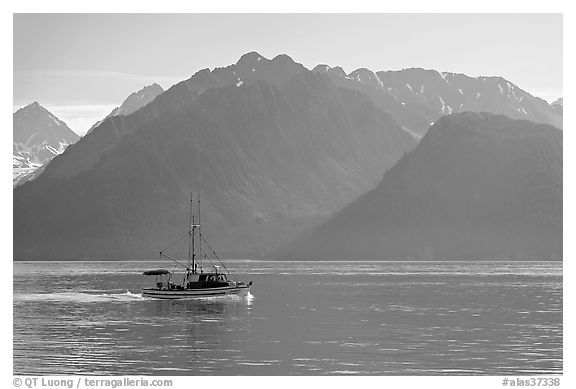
14,290,144,303
15,290,254,304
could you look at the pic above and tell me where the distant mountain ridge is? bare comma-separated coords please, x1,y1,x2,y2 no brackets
276,112,562,261
313,65,562,135
39,52,561,182
13,102,79,186
86,83,164,134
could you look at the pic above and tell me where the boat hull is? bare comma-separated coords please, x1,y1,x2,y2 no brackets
142,285,251,299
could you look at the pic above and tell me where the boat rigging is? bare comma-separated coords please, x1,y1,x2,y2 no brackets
142,193,252,299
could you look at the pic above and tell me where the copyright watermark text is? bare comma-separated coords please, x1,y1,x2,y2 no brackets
13,377,172,389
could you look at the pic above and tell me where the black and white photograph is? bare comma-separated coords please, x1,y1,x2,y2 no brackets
6,4,570,387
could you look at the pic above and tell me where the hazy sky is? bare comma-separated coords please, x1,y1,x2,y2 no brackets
14,13,563,135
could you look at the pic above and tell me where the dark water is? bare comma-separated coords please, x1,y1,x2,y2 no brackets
13,261,562,375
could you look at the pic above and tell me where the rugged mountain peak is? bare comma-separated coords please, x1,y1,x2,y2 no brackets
86,83,165,135
232,52,305,87
115,83,165,116
13,102,77,140
16,101,46,116
552,98,563,106
140,83,164,98
13,103,79,186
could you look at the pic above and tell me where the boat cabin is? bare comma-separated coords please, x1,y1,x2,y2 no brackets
144,268,232,290
186,272,230,289
199,273,228,282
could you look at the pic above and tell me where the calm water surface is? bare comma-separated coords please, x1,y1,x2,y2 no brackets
13,261,562,375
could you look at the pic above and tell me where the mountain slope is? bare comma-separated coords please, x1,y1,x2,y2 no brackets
13,102,80,186
39,53,311,182
86,83,165,135
14,68,416,260
276,112,562,261
314,66,562,136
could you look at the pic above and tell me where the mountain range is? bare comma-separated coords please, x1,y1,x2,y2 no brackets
13,52,562,261
13,102,79,187
313,65,562,136
276,113,562,261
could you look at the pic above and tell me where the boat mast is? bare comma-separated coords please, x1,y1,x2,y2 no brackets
188,192,195,273
198,193,202,273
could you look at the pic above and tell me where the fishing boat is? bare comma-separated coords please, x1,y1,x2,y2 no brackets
142,193,252,299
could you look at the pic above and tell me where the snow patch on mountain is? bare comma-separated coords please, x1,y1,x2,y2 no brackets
439,95,446,113
375,73,384,88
